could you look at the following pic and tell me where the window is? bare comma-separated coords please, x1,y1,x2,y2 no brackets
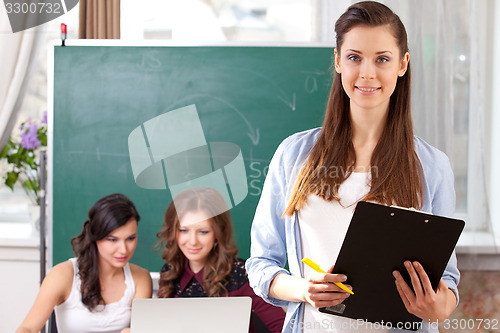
0,5,79,228
121,0,322,42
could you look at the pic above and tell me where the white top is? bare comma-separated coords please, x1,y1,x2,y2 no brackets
299,172,389,333
54,258,135,333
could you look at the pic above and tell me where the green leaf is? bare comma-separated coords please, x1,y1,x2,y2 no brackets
24,179,34,190
0,143,11,158
7,151,22,166
5,171,19,191
39,136,47,147
25,154,36,167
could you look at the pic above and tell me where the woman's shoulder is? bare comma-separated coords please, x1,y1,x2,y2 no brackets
414,136,451,167
42,259,75,304
414,136,454,191
129,263,153,297
271,127,321,174
231,258,247,274
50,259,75,279
278,127,321,154
129,263,152,282
225,258,249,292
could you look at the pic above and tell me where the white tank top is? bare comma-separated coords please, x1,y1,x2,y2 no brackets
299,172,389,333
54,258,135,333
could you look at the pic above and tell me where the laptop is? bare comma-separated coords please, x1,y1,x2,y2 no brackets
130,297,252,333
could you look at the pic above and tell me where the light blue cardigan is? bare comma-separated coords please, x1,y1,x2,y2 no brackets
246,127,460,333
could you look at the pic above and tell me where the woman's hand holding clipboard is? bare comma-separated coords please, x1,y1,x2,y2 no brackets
318,201,464,330
393,260,458,323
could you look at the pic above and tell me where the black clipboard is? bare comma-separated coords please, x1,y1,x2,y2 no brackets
319,201,464,330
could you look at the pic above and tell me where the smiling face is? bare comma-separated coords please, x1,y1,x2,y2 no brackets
335,24,409,117
96,219,138,270
176,210,216,273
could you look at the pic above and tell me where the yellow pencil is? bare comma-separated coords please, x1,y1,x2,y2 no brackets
302,257,354,295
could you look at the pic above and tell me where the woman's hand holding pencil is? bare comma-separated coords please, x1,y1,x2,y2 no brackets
301,258,353,308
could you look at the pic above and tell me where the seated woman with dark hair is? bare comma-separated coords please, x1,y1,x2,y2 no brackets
16,193,152,333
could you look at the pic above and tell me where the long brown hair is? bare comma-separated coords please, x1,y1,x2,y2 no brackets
70,193,140,311
284,1,423,216
156,188,238,298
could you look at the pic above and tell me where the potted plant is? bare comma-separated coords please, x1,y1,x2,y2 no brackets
0,111,47,208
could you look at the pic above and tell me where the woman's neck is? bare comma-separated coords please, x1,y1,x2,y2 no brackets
97,261,124,281
189,261,204,274
350,105,388,171
350,105,387,140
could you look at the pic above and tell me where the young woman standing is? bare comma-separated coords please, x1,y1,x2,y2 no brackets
246,2,459,332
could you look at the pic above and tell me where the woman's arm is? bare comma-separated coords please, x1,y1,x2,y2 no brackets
430,152,460,300
418,142,460,298
119,265,152,333
268,273,307,303
130,264,153,299
16,261,73,333
270,270,351,308
245,140,292,307
247,130,345,309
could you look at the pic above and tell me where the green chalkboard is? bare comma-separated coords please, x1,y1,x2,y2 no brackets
52,44,333,272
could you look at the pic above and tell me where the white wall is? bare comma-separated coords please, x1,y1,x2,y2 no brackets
0,237,41,332
490,0,500,247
